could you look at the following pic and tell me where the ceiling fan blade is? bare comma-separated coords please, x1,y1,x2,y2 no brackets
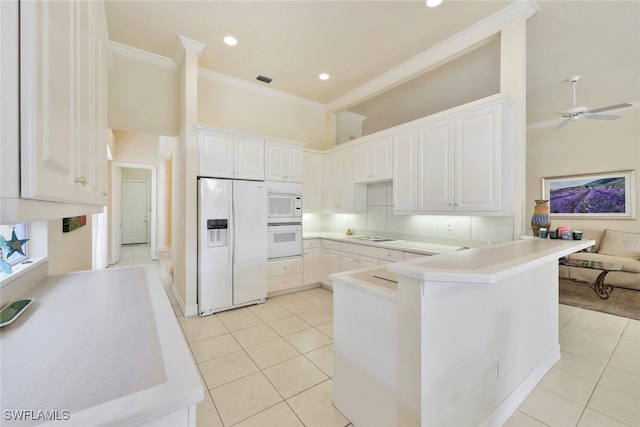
588,103,633,114
553,119,570,130
585,113,621,121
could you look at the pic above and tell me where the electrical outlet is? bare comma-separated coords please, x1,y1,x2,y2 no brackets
497,359,504,381
446,222,453,231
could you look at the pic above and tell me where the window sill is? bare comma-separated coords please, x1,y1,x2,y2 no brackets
0,257,47,288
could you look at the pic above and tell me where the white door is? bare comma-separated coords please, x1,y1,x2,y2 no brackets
121,180,148,244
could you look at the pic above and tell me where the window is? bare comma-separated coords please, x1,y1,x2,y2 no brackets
0,223,28,267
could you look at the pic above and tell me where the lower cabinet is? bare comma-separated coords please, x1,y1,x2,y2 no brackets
295,239,433,292
267,257,303,294
303,239,321,285
320,248,341,289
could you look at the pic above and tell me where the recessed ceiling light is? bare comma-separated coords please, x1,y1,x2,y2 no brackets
426,0,442,7
223,35,238,46
319,73,330,81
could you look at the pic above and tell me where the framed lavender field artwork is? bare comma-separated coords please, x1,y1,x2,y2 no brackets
542,170,635,219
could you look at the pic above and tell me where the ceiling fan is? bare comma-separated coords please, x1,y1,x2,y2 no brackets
554,75,633,130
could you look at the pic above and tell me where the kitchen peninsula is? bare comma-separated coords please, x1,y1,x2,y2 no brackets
331,238,594,427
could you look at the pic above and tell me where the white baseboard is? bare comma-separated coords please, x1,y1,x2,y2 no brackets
480,345,561,427
170,284,197,317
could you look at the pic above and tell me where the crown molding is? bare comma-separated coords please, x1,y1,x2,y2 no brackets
198,68,328,111
108,40,177,70
326,0,540,112
178,35,206,54
174,35,206,64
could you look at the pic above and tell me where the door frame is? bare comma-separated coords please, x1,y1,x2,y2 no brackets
110,162,157,264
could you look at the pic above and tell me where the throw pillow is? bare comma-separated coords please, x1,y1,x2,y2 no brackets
598,229,640,260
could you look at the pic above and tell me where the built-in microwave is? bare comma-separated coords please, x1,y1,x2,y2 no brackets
266,182,302,222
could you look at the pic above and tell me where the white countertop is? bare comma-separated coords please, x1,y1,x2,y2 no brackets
388,238,595,284
0,265,203,426
303,232,464,255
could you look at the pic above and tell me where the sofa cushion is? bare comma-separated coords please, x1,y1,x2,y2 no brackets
598,229,640,260
567,252,640,273
580,229,604,252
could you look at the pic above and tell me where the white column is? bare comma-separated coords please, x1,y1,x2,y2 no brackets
172,36,205,315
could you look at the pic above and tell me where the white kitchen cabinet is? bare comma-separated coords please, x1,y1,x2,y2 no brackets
417,118,455,212
378,248,404,264
303,151,323,212
320,249,341,288
323,148,366,213
19,0,108,206
267,257,304,294
340,253,378,271
354,136,393,183
235,135,265,181
454,103,511,212
265,141,303,183
392,129,419,212
303,243,321,285
197,129,264,180
322,151,339,211
394,98,514,215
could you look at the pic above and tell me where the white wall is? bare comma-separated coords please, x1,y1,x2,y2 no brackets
108,54,179,136
197,75,332,150
526,108,640,235
47,217,93,275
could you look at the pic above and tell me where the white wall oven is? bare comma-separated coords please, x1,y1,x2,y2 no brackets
267,223,302,259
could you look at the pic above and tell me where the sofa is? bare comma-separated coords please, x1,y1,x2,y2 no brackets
559,229,640,291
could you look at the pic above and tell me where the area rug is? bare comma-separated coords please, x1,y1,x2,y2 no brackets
559,278,640,320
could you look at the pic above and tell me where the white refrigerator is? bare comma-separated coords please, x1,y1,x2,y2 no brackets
198,178,267,316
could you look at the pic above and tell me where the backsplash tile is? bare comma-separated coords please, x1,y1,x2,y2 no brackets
304,182,514,244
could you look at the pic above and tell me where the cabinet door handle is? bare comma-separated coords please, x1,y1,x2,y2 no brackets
75,176,87,186
101,191,108,196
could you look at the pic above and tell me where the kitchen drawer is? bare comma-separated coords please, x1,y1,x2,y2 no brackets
378,248,403,262
321,239,341,250
340,242,379,258
268,273,304,293
403,251,427,260
267,257,304,277
304,239,320,249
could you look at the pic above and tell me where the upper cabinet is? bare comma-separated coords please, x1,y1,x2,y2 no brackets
197,128,265,181
19,0,108,206
354,136,392,183
323,147,366,214
265,141,303,183
392,129,419,212
303,151,323,212
393,97,515,215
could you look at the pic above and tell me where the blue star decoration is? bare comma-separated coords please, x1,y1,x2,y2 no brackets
5,230,29,257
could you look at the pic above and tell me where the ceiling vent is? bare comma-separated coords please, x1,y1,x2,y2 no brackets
256,75,273,84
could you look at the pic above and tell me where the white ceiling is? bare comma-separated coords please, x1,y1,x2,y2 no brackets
104,0,640,127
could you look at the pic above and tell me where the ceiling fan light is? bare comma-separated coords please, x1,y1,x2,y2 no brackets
426,0,443,7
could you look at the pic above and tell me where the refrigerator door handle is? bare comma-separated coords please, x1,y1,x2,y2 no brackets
230,200,235,289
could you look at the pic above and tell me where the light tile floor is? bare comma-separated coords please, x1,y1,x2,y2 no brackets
112,244,152,267
155,262,640,427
